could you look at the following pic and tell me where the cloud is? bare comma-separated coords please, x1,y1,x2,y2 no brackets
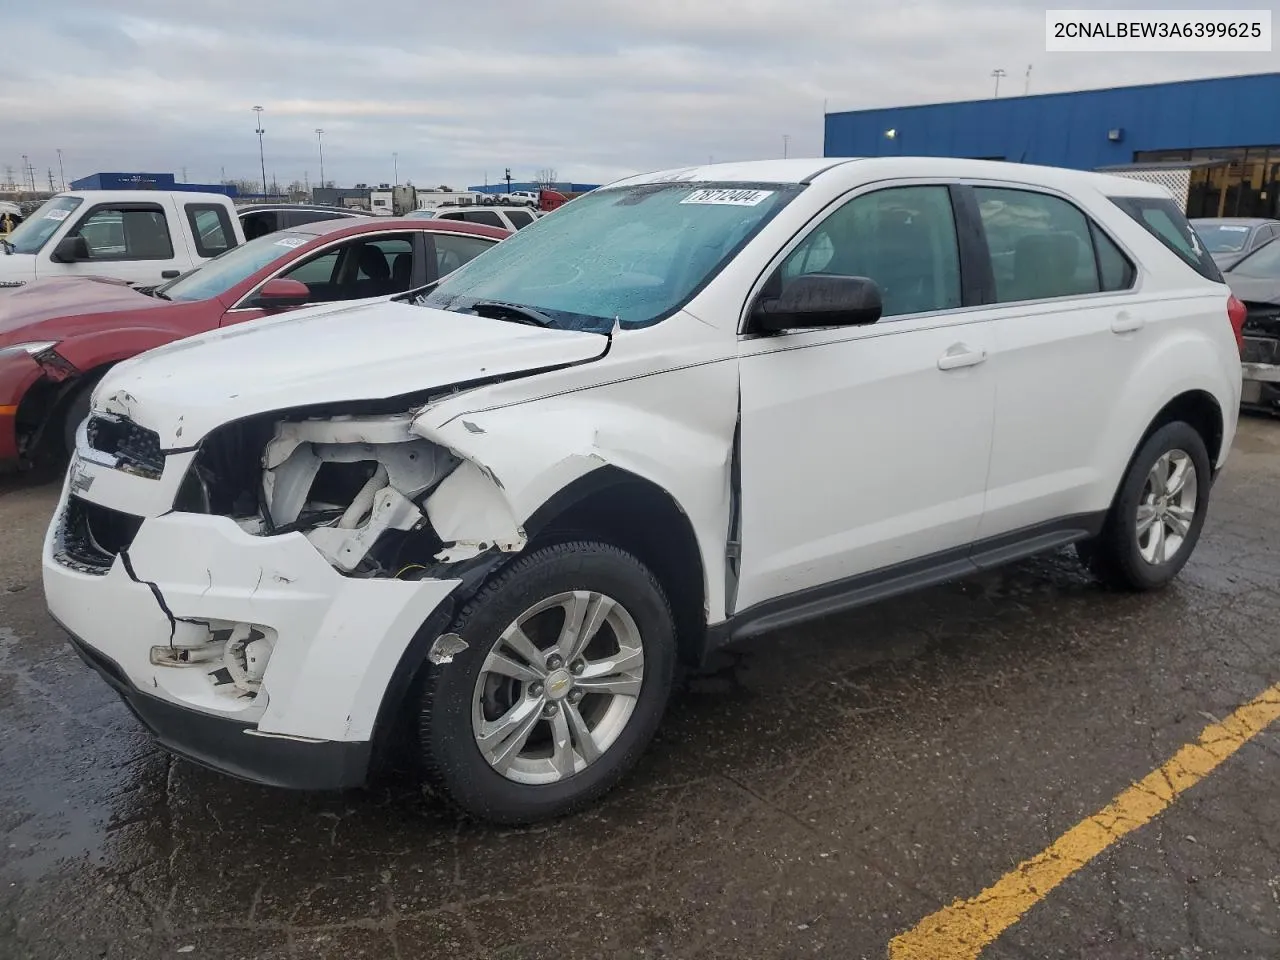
2,0,1274,189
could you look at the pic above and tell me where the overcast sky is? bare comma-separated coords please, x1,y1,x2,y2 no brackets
2,0,1275,191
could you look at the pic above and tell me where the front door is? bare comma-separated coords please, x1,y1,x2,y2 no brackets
43,201,186,286
734,183,997,613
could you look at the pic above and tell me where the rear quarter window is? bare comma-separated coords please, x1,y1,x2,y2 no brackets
1110,196,1223,283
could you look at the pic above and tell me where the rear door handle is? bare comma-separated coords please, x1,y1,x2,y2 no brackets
937,344,987,371
1111,312,1145,334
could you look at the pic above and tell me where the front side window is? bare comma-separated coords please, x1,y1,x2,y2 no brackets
779,185,962,318
975,188,1108,302
8,196,83,254
422,181,802,333
72,205,174,261
505,210,534,229
159,231,312,302
186,204,234,258
432,233,498,276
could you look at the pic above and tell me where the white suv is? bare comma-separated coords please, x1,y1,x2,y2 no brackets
43,158,1244,824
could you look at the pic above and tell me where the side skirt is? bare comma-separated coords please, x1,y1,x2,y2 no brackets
700,512,1106,662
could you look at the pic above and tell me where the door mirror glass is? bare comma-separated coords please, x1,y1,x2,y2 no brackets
256,277,311,309
754,274,883,332
50,235,89,263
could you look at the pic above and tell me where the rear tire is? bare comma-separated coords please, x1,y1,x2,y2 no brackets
1076,421,1211,591
417,541,677,825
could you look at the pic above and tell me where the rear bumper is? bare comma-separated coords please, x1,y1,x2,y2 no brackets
1240,358,1280,410
63,624,371,790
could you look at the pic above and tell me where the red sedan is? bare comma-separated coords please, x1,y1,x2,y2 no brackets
0,216,508,467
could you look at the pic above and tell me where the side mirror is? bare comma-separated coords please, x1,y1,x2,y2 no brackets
50,235,89,263
256,277,311,309
753,274,883,333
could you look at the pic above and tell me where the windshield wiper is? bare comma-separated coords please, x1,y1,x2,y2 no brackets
1,238,12,255
467,300,555,328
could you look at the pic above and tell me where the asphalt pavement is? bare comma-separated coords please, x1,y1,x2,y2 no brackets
3,417,1279,960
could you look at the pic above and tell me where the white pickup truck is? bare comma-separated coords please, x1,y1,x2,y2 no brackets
0,191,245,289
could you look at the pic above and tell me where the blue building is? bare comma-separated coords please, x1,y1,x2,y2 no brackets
824,72,1280,219
69,172,238,197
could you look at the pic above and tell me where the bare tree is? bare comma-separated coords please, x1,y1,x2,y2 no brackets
534,168,558,187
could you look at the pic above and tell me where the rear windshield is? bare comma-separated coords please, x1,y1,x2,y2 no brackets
1110,196,1223,283
1191,221,1253,254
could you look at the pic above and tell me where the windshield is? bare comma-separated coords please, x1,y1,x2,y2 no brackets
7,197,83,254
420,181,802,333
1226,237,1280,279
1193,222,1254,254
158,231,312,302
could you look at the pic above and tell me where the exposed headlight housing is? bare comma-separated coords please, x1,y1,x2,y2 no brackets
0,340,58,359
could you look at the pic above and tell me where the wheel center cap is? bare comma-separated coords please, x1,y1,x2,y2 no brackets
545,669,573,700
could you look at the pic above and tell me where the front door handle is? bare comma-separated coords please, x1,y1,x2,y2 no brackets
1111,312,1145,334
937,344,988,371
160,269,180,279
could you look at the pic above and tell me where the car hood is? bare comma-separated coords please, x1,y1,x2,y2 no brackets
1224,274,1280,307
0,276,163,343
92,299,611,448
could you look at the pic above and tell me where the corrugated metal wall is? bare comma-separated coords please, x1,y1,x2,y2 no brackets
823,73,1280,170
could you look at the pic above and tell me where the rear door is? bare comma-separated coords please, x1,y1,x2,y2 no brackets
41,200,187,285
968,183,1142,540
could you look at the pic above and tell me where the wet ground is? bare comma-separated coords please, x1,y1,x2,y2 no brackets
2,418,1280,960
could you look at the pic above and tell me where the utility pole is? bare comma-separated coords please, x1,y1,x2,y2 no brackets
56,149,66,191
252,105,267,195
782,134,791,159
503,168,513,193
181,166,187,183
393,152,399,185
1024,64,1033,96
991,68,1007,98
315,129,325,189
21,155,35,192
48,168,56,192
3,166,14,190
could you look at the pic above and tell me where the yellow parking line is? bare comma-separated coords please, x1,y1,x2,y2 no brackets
889,682,1280,960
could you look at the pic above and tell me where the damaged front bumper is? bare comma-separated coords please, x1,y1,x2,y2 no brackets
42,443,466,790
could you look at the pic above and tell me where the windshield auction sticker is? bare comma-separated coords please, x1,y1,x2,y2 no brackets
44,209,71,221
274,237,307,247
681,189,775,206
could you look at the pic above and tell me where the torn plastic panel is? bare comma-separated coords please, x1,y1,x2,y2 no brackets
252,414,460,574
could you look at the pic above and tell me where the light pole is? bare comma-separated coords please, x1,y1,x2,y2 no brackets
56,149,66,191
315,129,325,190
782,134,791,159
252,105,267,195
393,152,398,185
991,69,1007,98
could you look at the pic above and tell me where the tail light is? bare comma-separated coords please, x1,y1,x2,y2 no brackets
1227,294,1247,356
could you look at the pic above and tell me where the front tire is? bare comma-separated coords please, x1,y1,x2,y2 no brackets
1077,420,1212,591
417,541,677,824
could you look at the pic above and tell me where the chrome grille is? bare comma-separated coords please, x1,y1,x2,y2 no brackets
86,416,165,479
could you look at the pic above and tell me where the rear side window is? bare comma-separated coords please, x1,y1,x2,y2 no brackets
186,204,234,258
465,210,506,229
505,210,534,229
974,187,1120,302
1110,196,1223,282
